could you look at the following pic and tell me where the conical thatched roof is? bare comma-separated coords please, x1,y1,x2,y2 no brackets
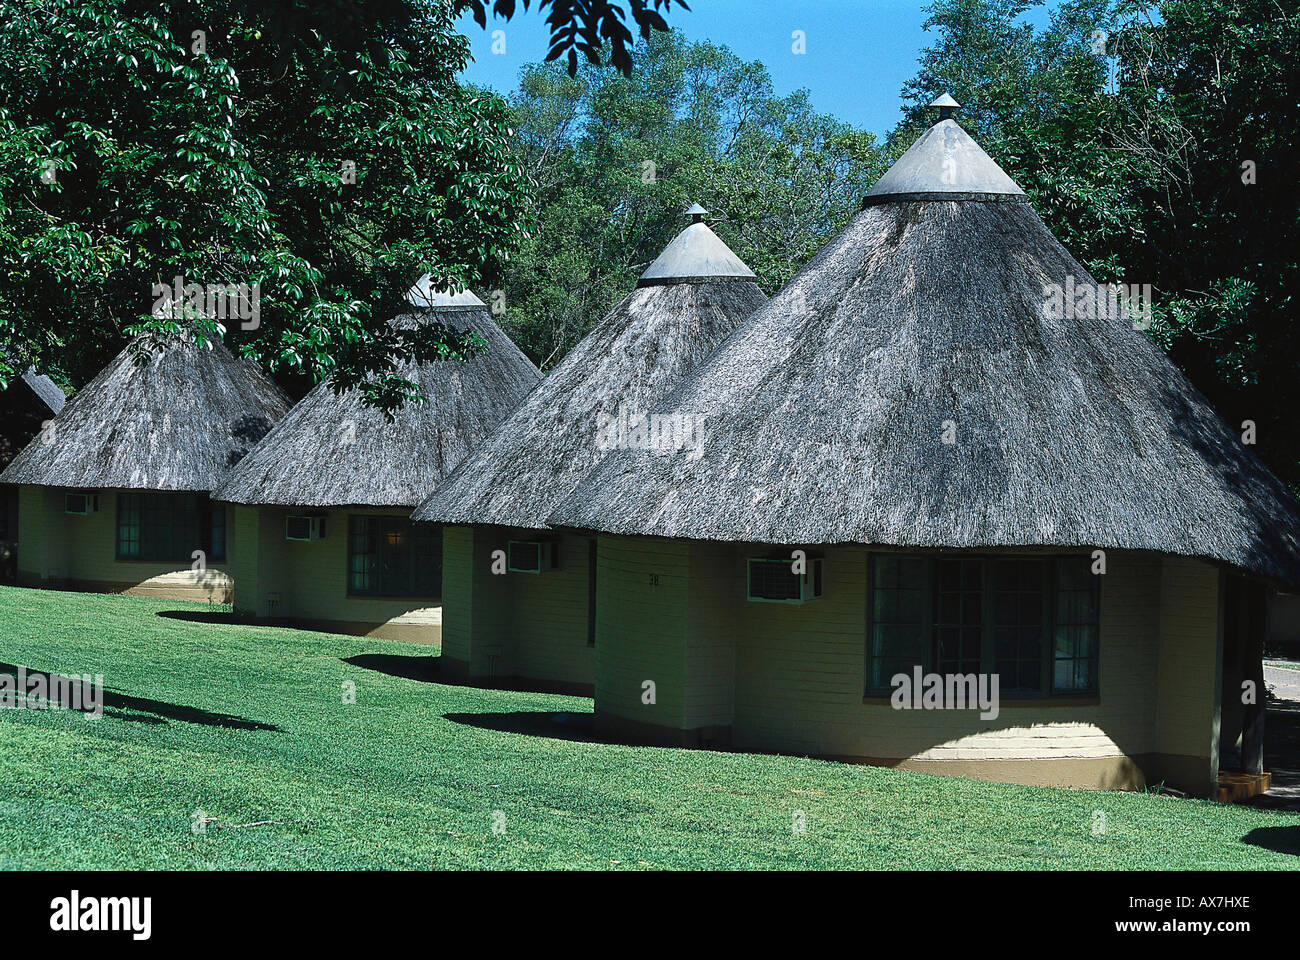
412,217,767,530
213,282,540,508
549,119,1300,588
0,337,290,492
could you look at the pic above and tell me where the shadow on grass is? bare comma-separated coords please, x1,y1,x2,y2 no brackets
1241,825,1300,857
0,662,278,731
344,653,441,684
444,710,598,744
102,708,167,725
156,610,240,626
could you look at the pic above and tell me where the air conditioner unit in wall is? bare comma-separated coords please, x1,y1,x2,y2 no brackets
508,539,556,574
746,556,823,603
64,493,100,515
285,515,326,541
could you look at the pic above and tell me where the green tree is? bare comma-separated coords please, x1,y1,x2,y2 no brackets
900,0,1300,486
1114,0,1300,488
456,0,688,75
894,0,1153,284
0,0,531,410
497,31,886,366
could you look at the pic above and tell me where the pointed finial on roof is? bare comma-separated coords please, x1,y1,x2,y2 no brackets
637,209,756,286
930,93,960,121
406,274,487,309
862,95,1024,203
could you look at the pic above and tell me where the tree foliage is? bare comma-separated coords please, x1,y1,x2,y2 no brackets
455,0,688,75
901,0,1300,485
496,31,886,366
0,0,532,410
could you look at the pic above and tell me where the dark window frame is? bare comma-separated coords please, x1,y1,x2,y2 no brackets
866,554,1099,698
346,515,441,599
115,491,225,563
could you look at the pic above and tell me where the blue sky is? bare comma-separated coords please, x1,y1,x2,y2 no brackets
456,0,1055,137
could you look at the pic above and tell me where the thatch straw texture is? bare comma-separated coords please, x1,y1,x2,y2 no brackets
18,368,65,416
549,198,1300,587
413,277,767,529
214,303,540,508
0,337,289,492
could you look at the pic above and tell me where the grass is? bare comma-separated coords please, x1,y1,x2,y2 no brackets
1,584,1298,870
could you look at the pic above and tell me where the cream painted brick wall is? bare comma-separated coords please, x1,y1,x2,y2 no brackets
444,525,597,688
733,545,869,756
509,531,595,687
595,535,688,727
1155,556,1222,768
590,540,1218,769
20,486,232,599
238,506,441,630
440,525,475,665
230,503,282,616
683,540,738,727
442,525,512,675
17,485,67,580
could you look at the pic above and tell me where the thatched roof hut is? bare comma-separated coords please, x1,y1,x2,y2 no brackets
412,208,768,529
0,366,65,470
15,367,66,417
213,283,540,508
0,336,290,492
549,110,1300,588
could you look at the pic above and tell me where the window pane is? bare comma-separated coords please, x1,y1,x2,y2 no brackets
934,558,981,677
869,554,926,690
1053,557,1099,693
412,523,442,597
209,501,226,562
348,516,374,593
379,520,409,596
992,558,1045,693
117,494,140,558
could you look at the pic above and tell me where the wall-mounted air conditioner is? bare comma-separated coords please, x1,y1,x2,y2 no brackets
285,515,326,541
508,539,556,574
746,557,823,604
64,493,100,515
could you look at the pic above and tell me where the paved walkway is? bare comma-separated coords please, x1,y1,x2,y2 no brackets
1246,661,1300,809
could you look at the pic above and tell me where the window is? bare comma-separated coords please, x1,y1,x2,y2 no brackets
994,559,1048,692
116,492,225,562
117,494,140,557
869,556,927,689
1054,558,1098,691
347,516,441,598
867,555,1098,695
934,558,983,677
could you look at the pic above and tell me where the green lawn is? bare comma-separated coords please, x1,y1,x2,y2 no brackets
1,584,1297,869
